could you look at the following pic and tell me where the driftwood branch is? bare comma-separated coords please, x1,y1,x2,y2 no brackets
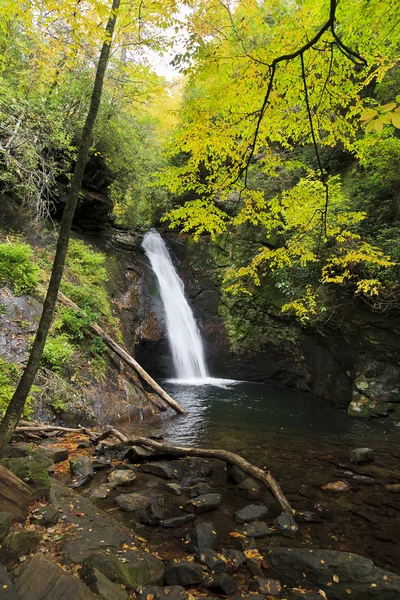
57,291,187,416
103,427,294,516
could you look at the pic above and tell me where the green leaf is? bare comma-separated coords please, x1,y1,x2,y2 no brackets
360,109,377,121
374,119,383,134
395,95,400,104
391,113,400,128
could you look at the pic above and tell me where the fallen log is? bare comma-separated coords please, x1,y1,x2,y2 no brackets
0,465,32,520
103,427,294,516
57,291,186,416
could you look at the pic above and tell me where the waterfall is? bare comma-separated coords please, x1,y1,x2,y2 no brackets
142,230,209,381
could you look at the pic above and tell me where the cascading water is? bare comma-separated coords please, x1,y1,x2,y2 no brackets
142,230,209,381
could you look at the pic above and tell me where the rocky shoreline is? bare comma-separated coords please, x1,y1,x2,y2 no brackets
0,431,400,600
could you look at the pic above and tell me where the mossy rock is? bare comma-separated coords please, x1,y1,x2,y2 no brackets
0,530,42,568
348,393,388,418
0,455,52,498
81,551,164,590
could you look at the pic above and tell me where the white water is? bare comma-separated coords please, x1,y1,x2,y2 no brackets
142,230,209,380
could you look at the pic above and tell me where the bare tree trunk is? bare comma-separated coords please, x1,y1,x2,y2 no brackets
0,0,121,456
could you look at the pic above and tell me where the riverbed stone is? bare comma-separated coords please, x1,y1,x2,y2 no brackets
385,483,400,493
0,511,15,542
237,477,261,499
265,547,400,600
164,560,204,587
189,482,213,498
108,469,136,486
206,572,237,596
95,442,126,459
321,481,351,493
188,522,218,551
166,483,183,496
0,530,42,568
161,514,196,528
115,493,149,512
197,549,229,573
184,493,222,514
88,483,116,500
234,504,268,524
227,464,247,484
250,577,282,596
222,549,246,571
350,448,375,465
82,567,129,600
138,498,165,524
124,445,156,462
137,585,187,600
69,456,94,487
239,521,272,539
274,511,298,536
30,504,60,526
81,551,164,589
91,456,112,470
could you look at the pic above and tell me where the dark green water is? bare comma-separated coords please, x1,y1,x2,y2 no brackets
130,381,398,453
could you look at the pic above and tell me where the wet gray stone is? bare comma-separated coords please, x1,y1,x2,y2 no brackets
115,493,149,512
137,585,187,600
239,521,272,539
222,549,246,571
108,470,136,486
164,561,204,587
237,477,261,499
349,448,375,465
30,504,60,526
88,483,116,500
206,572,237,595
274,511,298,536
197,549,229,573
189,482,213,498
161,514,196,528
234,504,268,524
184,494,222,514
188,522,218,551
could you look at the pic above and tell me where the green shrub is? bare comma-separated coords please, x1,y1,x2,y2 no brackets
41,334,75,372
0,240,41,295
0,358,34,418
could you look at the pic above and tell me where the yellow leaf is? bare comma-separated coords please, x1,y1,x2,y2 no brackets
360,109,377,121
374,119,383,134
333,574,339,583
391,113,400,128
381,102,396,112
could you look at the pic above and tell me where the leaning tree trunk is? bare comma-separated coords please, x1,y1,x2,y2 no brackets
0,0,121,456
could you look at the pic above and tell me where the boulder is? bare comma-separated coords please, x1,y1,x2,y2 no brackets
39,446,69,464
188,522,218,551
0,530,42,568
274,511,298,536
234,504,268,524
124,446,156,462
69,457,94,488
140,459,212,481
0,511,15,542
206,572,237,595
88,483,116,501
91,457,112,470
137,585,187,600
0,563,18,600
161,514,196,528
95,442,126,459
30,504,60,526
265,547,400,600
166,483,183,496
164,560,204,587
222,549,246,572
197,549,229,573
239,521,272,539
81,567,129,600
81,551,164,589
4,442,34,459
0,457,51,499
108,470,136,486
115,493,149,512
10,553,98,600
237,478,261,499
349,448,375,465
184,494,222,514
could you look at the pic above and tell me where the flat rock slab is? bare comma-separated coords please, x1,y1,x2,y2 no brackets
264,547,400,600
140,458,212,481
234,504,268,524
10,553,98,600
184,494,222,514
239,521,272,539
49,481,142,564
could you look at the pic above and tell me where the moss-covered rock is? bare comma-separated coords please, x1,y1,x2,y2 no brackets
0,530,42,568
0,455,52,498
80,551,164,590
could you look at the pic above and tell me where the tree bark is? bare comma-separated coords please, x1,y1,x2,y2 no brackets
57,291,187,415
0,0,121,456
0,465,32,520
